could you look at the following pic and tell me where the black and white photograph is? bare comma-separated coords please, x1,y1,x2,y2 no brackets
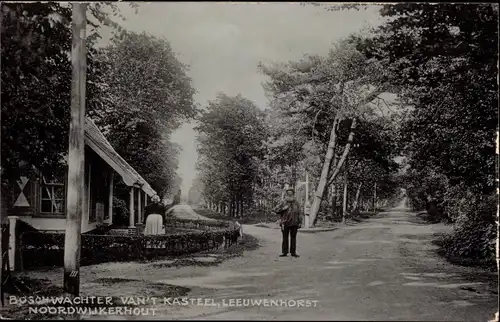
0,1,498,320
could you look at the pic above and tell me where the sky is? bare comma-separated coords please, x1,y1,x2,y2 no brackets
99,2,385,198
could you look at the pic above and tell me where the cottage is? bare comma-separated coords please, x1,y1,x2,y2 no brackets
6,117,156,270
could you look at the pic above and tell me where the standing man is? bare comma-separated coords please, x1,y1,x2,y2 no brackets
275,188,303,258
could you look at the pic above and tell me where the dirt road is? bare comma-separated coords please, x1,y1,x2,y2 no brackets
84,204,496,321
168,204,216,221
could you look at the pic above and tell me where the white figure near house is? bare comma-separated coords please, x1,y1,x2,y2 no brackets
235,221,243,237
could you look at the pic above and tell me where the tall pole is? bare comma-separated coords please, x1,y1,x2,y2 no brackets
137,188,142,224
342,156,348,225
0,6,4,306
129,187,135,228
108,173,114,223
63,2,87,298
305,171,309,207
304,170,310,228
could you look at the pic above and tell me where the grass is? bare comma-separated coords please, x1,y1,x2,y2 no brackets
148,233,261,269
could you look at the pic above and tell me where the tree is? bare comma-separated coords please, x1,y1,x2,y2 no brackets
356,3,498,268
357,4,498,197
260,39,392,226
0,1,140,191
1,3,104,181
188,177,203,206
0,0,136,302
96,31,197,194
173,189,182,206
339,115,400,215
195,94,268,218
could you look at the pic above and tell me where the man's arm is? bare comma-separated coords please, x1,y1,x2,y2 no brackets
273,202,285,220
273,201,286,214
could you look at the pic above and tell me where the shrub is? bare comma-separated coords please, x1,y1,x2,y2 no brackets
404,167,449,215
438,192,496,269
20,219,241,269
112,196,129,226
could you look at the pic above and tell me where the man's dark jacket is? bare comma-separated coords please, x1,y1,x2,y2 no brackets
275,200,303,227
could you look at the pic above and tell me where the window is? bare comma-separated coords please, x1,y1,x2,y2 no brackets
40,174,65,215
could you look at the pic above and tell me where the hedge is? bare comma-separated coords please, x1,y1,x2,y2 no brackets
163,217,229,230
19,219,241,269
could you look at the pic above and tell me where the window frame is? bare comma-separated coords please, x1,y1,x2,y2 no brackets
39,173,67,217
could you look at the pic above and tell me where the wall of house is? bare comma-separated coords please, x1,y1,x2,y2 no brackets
8,148,114,234
12,202,111,233
85,148,113,232
14,215,66,231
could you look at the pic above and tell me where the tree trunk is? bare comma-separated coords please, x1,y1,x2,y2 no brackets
351,182,363,212
309,117,359,226
236,197,240,218
232,198,236,218
342,160,349,225
324,88,385,190
326,118,358,188
373,183,377,212
331,180,337,219
307,115,340,227
329,152,339,219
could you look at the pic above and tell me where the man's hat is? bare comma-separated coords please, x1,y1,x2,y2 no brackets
285,187,295,193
